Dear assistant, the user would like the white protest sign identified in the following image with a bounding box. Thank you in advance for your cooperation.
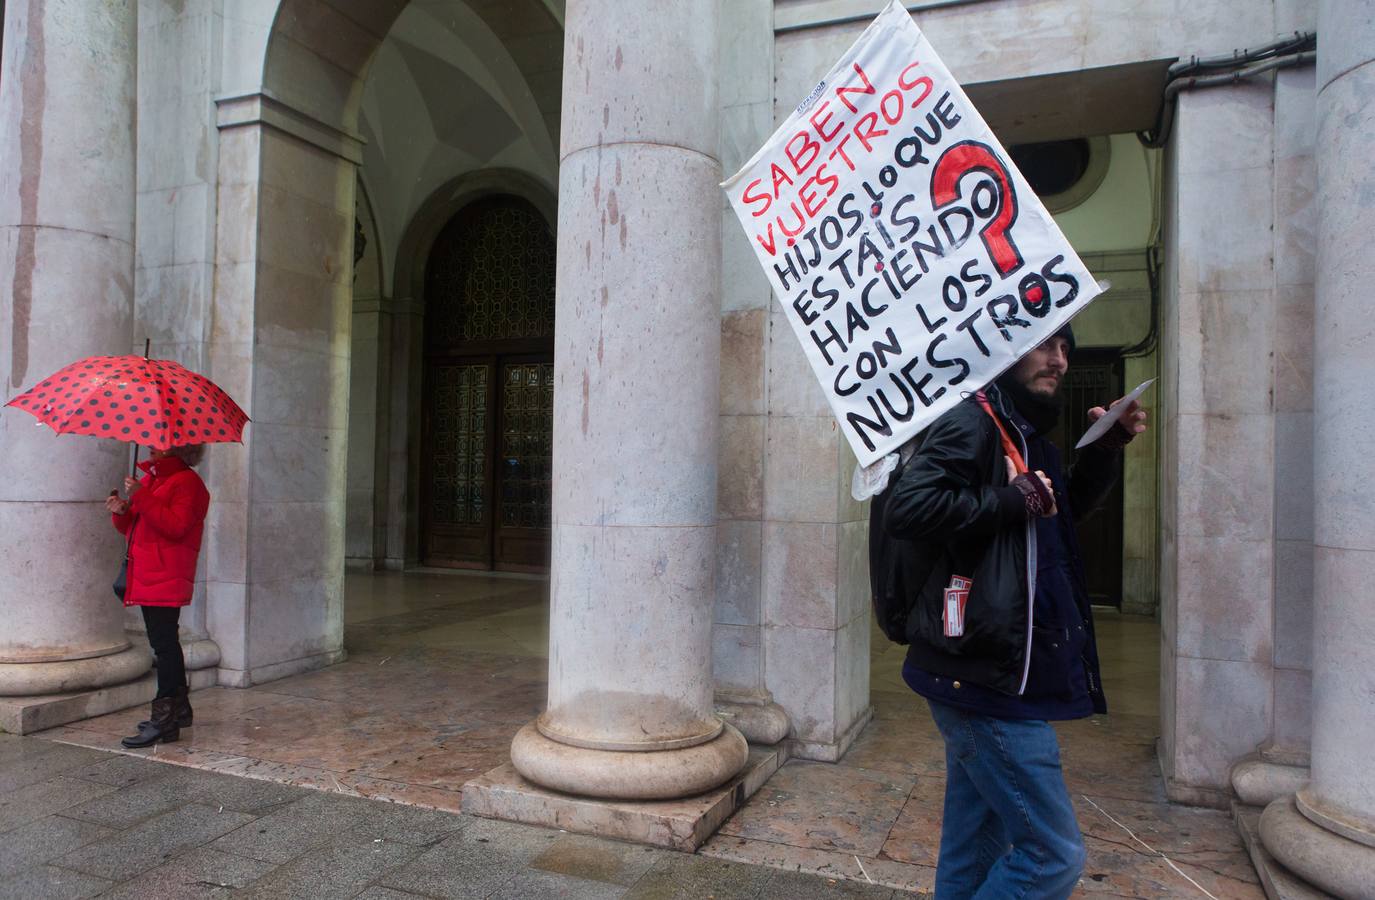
[723,0,1102,466]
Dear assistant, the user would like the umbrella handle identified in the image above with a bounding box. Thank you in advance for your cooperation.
[129,338,151,480]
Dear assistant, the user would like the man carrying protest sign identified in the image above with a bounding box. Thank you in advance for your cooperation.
[871,324,1147,899]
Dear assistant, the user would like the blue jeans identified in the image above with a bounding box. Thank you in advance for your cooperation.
[926,700,1086,899]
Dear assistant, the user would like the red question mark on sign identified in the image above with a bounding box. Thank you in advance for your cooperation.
[930,140,1024,277]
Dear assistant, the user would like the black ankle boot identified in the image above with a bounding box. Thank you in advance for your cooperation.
[123,697,180,748]
[139,686,192,730]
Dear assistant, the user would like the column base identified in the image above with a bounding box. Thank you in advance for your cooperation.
[0,666,218,735]
[465,741,784,851]
[1260,795,1375,899]
[510,720,749,801]
[0,642,149,698]
[714,694,790,746]
[1231,754,1311,808]
[1233,801,1331,900]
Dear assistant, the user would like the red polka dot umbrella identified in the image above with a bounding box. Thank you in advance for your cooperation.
[4,355,249,450]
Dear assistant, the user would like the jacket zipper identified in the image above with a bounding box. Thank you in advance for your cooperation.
[995,392,1037,697]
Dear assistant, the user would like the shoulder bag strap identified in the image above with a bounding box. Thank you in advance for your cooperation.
[975,390,1028,476]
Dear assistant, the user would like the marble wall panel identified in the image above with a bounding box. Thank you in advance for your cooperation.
[138,94,216,192]
[774,0,1267,102]
[721,215,773,312]
[763,624,837,745]
[1273,412,1314,542]
[248,343,349,430]
[766,308,830,417]
[253,263,351,354]
[259,132,356,215]
[247,500,346,583]
[137,184,214,270]
[834,614,870,732]
[140,0,212,29]
[138,13,214,102]
[718,415,765,520]
[1174,290,1275,417]
[206,580,249,672]
[1273,539,1314,672]
[834,435,868,525]
[763,416,840,523]
[1270,666,1312,753]
[205,498,249,585]
[1273,282,1315,413]
[1174,534,1273,664]
[248,422,348,506]
[213,183,261,266]
[721,309,766,416]
[137,263,213,350]
[836,519,870,628]
[719,0,772,108]
[1172,167,1275,294]
[215,126,263,189]
[763,520,839,630]
[1172,82,1275,177]
[719,101,775,179]
[1174,412,1274,542]
[244,572,346,671]
[712,623,763,694]
[716,520,763,627]
[1171,656,1272,789]
[255,184,352,286]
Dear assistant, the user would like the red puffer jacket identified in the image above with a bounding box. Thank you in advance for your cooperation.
[111,456,211,607]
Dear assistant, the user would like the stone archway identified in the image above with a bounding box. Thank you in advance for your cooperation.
[205,0,564,683]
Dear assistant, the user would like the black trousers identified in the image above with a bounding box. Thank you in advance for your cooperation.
[141,606,186,699]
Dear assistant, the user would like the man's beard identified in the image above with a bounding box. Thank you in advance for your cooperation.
[996,371,1063,435]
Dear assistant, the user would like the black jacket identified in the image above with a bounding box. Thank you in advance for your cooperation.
[869,388,1120,698]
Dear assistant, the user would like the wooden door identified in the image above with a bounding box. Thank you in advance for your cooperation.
[418,196,555,571]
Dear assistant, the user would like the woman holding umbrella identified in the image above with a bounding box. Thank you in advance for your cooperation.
[105,443,210,747]
[6,351,248,748]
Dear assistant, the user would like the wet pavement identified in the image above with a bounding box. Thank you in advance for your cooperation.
[30,570,1261,897]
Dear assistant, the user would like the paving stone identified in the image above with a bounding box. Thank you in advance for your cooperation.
[0,863,111,900]
[489,867,629,899]
[171,767,307,814]
[0,813,114,876]
[0,742,112,793]
[57,802,259,881]
[94,846,277,900]
[211,790,464,864]
[62,766,299,828]
[622,854,775,900]
[355,889,432,900]
[378,822,558,899]
[529,833,663,886]
[0,775,122,833]
[59,769,196,827]
[71,753,174,787]
[234,834,425,900]
[759,868,899,899]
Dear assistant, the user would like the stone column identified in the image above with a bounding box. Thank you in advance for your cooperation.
[509,0,748,800]
[1259,1,1375,895]
[0,0,149,701]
